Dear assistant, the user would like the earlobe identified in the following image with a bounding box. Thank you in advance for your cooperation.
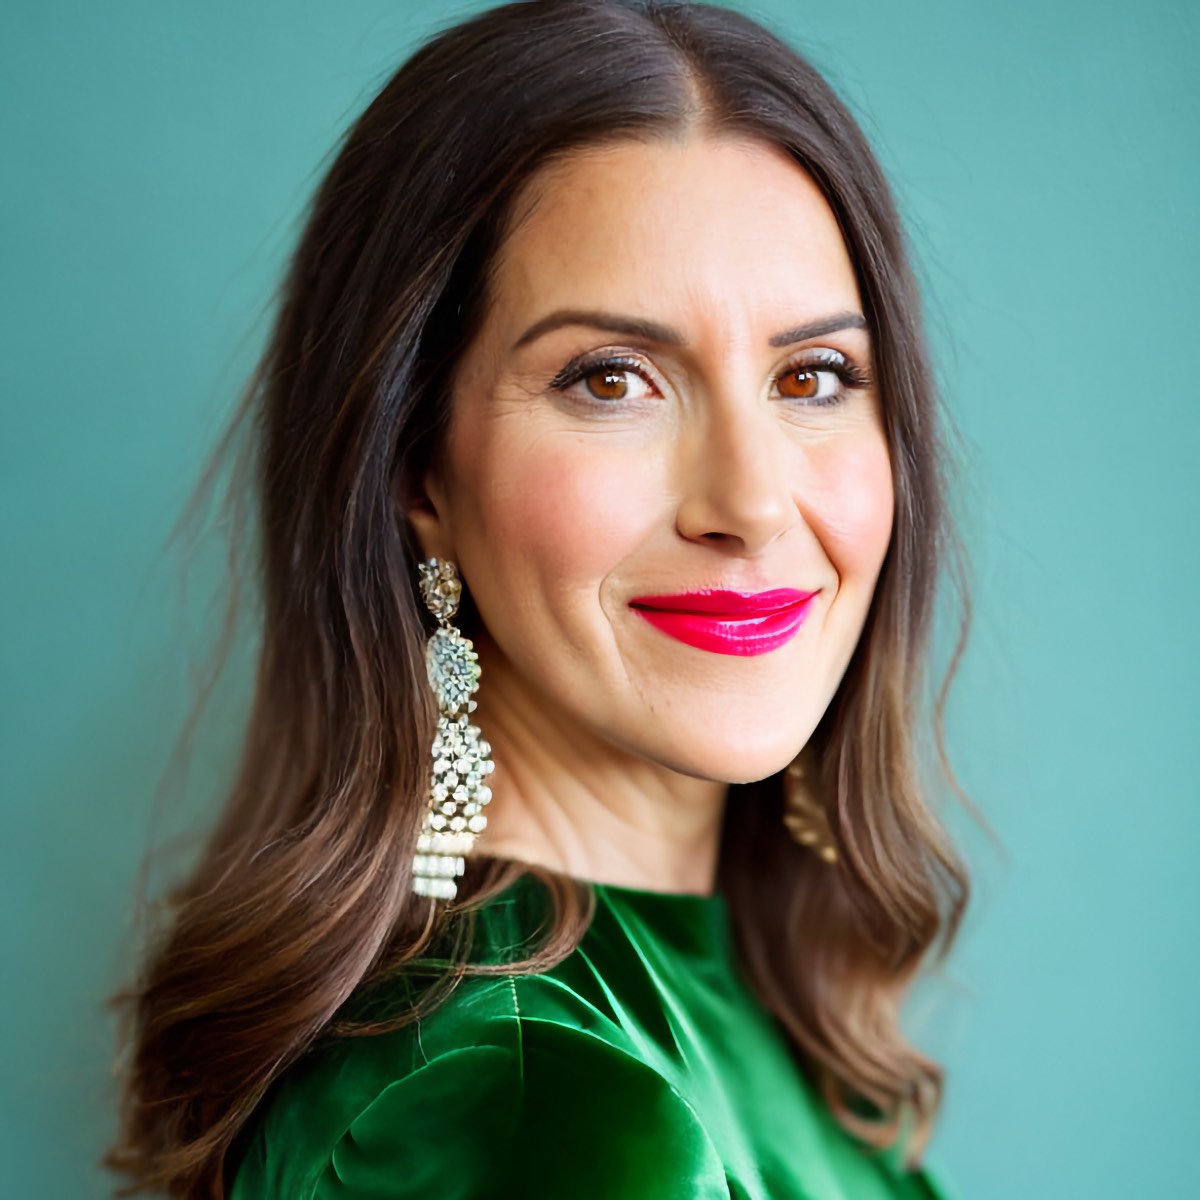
[399,467,453,563]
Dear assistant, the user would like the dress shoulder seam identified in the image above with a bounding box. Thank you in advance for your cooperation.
[507,975,525,1092]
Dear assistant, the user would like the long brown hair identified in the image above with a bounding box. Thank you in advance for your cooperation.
[103,1,982,1194]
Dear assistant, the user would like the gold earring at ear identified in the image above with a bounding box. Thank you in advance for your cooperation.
[411,556,495,900]
[783,749,839,864]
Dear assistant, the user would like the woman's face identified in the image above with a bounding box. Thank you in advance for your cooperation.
[407,134,893,784]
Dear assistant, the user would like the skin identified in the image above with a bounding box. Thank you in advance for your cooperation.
[405,134,894,896]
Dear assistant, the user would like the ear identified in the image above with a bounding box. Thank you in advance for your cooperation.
[398,461,454,563]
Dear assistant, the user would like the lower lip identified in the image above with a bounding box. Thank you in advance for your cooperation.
[631,595,818,657]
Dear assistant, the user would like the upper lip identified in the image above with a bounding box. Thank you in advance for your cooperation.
[628,588,818,616]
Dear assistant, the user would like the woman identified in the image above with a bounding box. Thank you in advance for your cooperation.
[105,1,975,1197]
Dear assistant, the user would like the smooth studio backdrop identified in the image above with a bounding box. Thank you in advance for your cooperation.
[2,2,1196,1197]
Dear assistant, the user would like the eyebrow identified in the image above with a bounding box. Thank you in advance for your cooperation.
[511,308,869,352]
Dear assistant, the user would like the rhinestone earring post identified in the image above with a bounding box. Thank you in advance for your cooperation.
[782,753,839,864]
[412,557,496,900]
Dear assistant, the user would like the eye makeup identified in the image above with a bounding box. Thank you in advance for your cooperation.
[546,346,873,409]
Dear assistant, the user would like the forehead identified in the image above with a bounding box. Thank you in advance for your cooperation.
[486,134,862,335]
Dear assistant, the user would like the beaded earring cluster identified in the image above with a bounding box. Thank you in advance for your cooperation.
[782,751,839,864]
[411,557,495,900]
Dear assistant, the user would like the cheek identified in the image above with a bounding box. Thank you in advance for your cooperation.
[806,432,894,587]
[452,426,656,605]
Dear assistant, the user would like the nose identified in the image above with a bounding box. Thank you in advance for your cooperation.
[673,393,801,556]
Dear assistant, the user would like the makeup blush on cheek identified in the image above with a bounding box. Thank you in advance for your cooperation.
[468,436,658,616]
[814,436,895,585]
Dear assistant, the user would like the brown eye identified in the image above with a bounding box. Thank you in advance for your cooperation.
[549,353,659,408]
[584,368,630,401]
[776,361,852,407]
[778,368,821,400]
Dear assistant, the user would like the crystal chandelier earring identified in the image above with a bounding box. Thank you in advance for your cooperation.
[411,556,496,900]
[782,748,839,864]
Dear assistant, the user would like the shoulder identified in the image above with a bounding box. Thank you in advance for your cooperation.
[230,972,727,1200]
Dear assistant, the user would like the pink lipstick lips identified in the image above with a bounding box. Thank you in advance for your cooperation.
[628,587,819,657]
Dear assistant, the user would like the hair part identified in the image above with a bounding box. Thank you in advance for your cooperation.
[103,2,980,1194]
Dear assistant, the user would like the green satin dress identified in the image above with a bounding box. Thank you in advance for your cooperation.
[228,870,960,1199]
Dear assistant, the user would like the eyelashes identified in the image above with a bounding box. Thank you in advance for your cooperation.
[546,347,874,410]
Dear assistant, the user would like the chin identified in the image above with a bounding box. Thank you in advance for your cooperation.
[651,732,806,787]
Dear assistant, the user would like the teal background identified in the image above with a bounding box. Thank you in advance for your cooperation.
[2,1,1196,1196]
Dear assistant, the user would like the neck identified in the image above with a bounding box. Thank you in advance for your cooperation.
[467,631,728,896]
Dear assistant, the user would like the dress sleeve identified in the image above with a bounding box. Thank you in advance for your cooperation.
[313,1017,729,1200]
